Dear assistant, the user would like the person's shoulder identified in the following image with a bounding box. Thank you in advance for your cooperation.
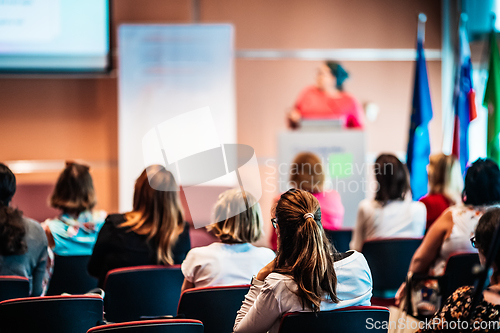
[334,250,368,268]
[296,85,320,103]
[91,210,107,224]
[186,243,221,259]
[264,272,295,292]
[358,199,377,211]
[104,214,126,227]
[410,200,427,212]
[23,217,44,234]
[315,190,341,201]
[448,286,474,303]
[22,217,48,245]
[249,245,276,260]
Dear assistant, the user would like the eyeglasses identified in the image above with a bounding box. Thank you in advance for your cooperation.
[470,236,478,249]
[271,218,277,229]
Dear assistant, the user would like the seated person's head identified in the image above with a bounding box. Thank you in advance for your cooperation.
[428,153,463,204]
[463,158,500,206]
[274,188,338,311]
[289,152,324,194]
[124,165,184,264]
[50,161,96,215]
[474,207,500,281]
[208,189,263,244]
[374,154,410,204]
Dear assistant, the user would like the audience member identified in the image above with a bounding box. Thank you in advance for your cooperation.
[350,153,426,251]
[233,188,372,333]
[88,165,190,287]
[42,162,106,256]
[396,158,500,305]
[181,189,275,291]
[419,153,463,231]
[417,207,500,332]
[271,152,344,250]
[0,163,48,296]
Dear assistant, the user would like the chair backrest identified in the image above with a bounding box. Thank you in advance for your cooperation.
[0,275,29,302]
[324,229,352,253]
[47,255,98,295]
[278,306,390,333]
[177,285,250,333]
[362,238,422,293]
[440,252,480,301]
[0,295,103,333]
[104,265,184,323]
[86,319,204,333]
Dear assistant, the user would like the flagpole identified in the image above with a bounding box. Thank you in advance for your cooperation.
[418,13,427,42]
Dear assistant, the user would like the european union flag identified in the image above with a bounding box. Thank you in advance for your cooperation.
[406,38,433,201]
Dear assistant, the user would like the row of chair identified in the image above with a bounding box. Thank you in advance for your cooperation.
[0,293,390,333]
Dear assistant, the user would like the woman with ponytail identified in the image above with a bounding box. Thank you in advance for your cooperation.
[234,188,372,333]
[0,163,49,296]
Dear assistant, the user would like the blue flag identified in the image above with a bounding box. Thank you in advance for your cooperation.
[406,38,433,201]
[452,24,476,174]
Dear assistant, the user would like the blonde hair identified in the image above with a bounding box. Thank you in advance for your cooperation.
[428,154,463,205]
[207,189,263,244]
[120,165,185,265]
[289,152,325,193]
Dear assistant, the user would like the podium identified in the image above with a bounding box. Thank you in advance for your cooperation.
[277,129,366,227]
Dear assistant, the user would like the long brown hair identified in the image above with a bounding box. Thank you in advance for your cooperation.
[274,188,339,311]
[120,165,185,265]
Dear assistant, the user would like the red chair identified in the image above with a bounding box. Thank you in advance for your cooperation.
[0,295,103,333]
[0,275,29,302]
[104,265,184,323]
[278,306,390,333]
[86,319,204,333]
[361,238,422,306]
[177,285,250,333]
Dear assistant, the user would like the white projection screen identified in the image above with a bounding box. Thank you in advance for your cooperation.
[118,24,236,213]
[0,0,110,73]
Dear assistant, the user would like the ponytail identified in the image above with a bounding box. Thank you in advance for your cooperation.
[274,188,339,311]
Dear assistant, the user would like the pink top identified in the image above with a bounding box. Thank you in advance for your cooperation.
[295,85,364,128]
[270,190,344,251]
[312,191,344,230]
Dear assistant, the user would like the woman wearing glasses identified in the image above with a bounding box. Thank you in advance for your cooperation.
[417,207,500,332]
[396,159,500,309]
[234,189,372,333]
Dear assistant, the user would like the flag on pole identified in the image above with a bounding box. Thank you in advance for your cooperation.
[452,18,477,173]
[407,17,433,201]
[484,29,500,165]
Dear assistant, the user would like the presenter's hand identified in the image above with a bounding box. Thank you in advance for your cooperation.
[287,109,301,129]
[256,259,276,281]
